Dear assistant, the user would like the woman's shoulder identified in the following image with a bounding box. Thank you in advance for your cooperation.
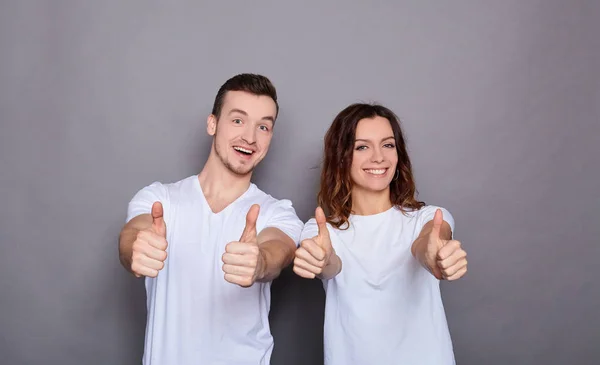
[391,204,452,223]
[397,204,455,232]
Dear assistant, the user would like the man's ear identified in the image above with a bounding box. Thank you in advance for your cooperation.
[207,114,217,136]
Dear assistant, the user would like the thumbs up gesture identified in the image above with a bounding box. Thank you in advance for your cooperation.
[131,201,169,278]
[422,209,468,281]
[293,207,335,279]
[222,204,265,287]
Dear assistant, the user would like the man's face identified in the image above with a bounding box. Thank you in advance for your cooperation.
[207,90,277,176]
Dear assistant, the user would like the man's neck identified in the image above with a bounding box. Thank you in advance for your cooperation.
[197,152,252,213]
[350,186,393,216]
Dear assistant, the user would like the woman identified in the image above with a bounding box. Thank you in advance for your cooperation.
[293,103,468,365]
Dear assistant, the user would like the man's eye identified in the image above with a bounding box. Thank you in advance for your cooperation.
[233,119,242,124]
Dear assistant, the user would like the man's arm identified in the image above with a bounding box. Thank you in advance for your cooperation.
[119,214,152,275]
[119,202,168,278]
[255,227,297,282]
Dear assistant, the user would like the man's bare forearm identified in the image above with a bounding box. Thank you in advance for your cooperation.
[257,239,295,282]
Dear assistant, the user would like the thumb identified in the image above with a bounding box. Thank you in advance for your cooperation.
[315,206,331,245]
[240,204,260,242]
[431,208,444,240]
[151,201,166,237]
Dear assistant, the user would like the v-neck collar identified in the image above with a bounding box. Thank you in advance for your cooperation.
[193,175,256,215]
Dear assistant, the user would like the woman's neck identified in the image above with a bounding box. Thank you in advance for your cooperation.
[350,186,393,216]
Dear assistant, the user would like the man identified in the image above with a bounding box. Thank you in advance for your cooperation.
[119,73,303,365]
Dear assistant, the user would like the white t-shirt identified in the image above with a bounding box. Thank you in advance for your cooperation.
[126,175,304,365]
[300,205,456,365]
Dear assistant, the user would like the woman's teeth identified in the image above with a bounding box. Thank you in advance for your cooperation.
[365,169,386,175]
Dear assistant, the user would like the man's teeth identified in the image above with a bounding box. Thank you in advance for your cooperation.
[365,169,386,175]
[234,147,253,154]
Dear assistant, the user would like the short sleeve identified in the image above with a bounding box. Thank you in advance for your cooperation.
[263,199,304,246]
[126,182,170,223]
[300,218,319,241]
[417,205,456,238]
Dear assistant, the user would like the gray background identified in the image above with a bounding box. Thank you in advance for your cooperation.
[1,1,598,364]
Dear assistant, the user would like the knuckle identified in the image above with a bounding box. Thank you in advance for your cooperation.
[159,250,168,261]
[241,278,252,287]
[158,239,168,250]
[249,257,258,268]
[131,251,144,263]
[132,241,144,252]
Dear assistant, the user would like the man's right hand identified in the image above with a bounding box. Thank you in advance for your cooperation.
[130,201,168,278]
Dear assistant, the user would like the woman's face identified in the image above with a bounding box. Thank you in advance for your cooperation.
[349,116,398,194]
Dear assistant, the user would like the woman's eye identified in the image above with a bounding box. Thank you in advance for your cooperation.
[384,143,396,148]
[233,119,242,124]
[355,145,367,151]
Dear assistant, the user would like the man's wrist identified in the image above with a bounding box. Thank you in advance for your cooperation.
[256,246,269,281]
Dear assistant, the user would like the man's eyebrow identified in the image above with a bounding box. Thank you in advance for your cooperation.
[228,109,274,122]
[228,108,248,116]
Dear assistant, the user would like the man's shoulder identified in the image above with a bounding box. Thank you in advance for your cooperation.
[161,175,197,189]
[131,175,197,203]
[145,175,196,193]
[248,183,276,201]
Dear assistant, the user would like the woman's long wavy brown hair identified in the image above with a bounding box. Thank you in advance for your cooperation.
[318,103,425,229]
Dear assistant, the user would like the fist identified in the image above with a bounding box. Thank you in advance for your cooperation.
[293,207,333,279]
[425,209,468,281]
[222,204,265,287]
[131,201,168,278]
